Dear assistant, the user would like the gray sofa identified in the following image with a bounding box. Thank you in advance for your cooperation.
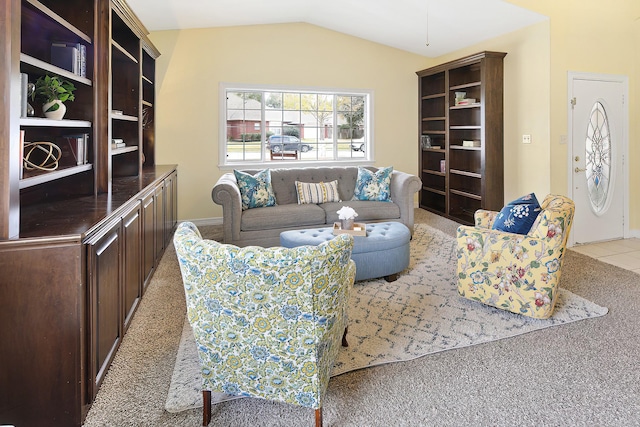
[211,166,422,247]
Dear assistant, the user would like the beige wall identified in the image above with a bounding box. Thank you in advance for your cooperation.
[150,23,428,221]
[429,21,551,203]
[505,0,640,228]
[151,3,640,229]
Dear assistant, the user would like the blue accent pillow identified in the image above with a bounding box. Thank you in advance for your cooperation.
[233,169,277,210]
[352,166,393,202]
[491,193,542,235]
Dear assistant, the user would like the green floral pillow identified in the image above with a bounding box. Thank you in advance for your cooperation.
[352,166,393,202]
[234,169,277,210]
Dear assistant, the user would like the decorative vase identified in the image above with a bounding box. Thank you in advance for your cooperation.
[341,218,354,230]
[43,100,66,120]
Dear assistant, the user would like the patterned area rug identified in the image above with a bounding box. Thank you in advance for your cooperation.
[165,224,608,413]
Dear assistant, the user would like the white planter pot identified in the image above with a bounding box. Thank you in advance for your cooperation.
[43,100,66,120]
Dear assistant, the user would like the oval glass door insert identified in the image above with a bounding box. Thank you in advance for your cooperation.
[585,101,612,214]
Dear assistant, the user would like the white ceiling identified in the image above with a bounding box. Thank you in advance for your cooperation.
[127,0,547,57]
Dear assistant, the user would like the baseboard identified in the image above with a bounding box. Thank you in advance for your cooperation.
[182,217,223,227]
[628,229,640,239]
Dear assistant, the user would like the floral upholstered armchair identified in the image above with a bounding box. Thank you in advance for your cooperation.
[173,222,356,426]
[456,194,575,319]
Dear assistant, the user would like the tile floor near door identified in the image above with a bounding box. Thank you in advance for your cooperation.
[571,238,640,274]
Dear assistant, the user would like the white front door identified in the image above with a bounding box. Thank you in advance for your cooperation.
[568,73,627,245]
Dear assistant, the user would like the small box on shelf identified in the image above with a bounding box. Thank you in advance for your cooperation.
[462,140,481,147]
[112,138,125,149]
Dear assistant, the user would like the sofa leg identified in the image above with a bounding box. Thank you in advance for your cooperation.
[203,390,211,426]
[315,407,323,427]
[342,326,349,347]
[384,273,398,282]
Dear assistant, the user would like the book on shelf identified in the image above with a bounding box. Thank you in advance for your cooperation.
[62,134,89,165]
[19,130,25,179]
[51,42,86,77]
[20,73,28,118]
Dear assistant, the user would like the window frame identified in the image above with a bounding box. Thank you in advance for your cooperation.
[218,82,374,169]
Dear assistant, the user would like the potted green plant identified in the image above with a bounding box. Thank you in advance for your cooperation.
[31,75,76,120]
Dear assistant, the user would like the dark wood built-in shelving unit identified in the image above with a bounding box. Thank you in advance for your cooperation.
[417,51,506,224]
[0,1,176,425]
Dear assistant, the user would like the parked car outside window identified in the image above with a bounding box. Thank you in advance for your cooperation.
[350,142,365,152]
[267,135,313,153]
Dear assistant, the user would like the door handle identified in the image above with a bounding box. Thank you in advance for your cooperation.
[575,167,586,173]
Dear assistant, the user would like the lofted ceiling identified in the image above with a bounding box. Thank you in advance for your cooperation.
[126,0,547,58]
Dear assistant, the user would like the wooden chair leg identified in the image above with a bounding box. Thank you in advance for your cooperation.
[203,390,211,426]
[315,407,323,427]
[342,326,349,347]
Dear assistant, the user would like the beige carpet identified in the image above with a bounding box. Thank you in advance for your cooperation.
[82,210,640,426]
[165,223,608,413]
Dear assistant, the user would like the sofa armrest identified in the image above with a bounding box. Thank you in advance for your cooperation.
[474,209,499,229]
[389,170,422,235]
[211,173,243,244]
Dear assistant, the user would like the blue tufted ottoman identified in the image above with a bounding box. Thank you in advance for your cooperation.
[280,222,411,282]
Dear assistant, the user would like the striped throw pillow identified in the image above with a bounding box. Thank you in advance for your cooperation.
[295,180,341,204]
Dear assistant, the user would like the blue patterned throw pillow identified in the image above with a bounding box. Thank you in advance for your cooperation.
[352,166,393,202]
[492,193,541,235]
[234,169,277,210]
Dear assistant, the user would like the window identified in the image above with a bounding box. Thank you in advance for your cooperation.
[220,84,372,166]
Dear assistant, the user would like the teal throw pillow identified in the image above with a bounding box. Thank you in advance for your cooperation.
[352,166,393,202]
[234,169,277,211]
[492,193,541,235]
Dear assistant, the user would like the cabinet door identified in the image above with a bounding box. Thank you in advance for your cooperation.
[154,182,165,260]
[0,238,85,426]
[122,203,142,330]
[164,172,176,245]
[141,191,156,290]
[86,219,122,399]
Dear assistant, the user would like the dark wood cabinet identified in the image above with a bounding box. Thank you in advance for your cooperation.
[154,180,165,259]
[122,202,142,330]
[417,51,506,224]
[141,189,156,290]
[0,168,177,426]
[0,237,85,427]
[87,217,123,400]
[0,1,175,425]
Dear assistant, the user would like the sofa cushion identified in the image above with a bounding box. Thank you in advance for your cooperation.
[321,200,400,224]
[295,180,341,204]
[262,167,359,205]
[352,166,393,202]
[234,169,276,210]
[240,204,326,231]
[492,193,541,235]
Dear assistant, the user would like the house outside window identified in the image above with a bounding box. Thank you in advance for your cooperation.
[220,83,373,167]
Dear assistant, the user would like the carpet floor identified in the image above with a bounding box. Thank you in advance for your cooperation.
[82,210,640,427]
[165,222,607,414]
